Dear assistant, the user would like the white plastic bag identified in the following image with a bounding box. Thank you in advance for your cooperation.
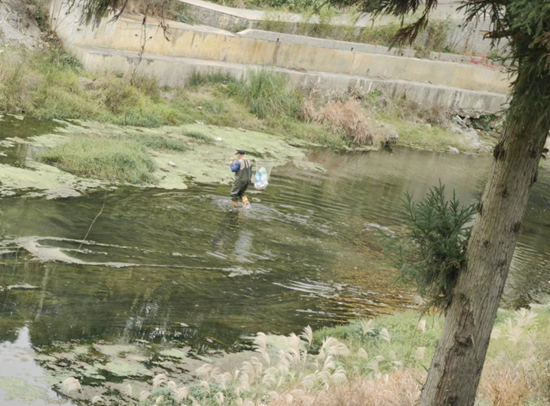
[254,167,269,190]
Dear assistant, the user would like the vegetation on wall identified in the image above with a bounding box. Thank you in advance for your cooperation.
[259,12,456,54]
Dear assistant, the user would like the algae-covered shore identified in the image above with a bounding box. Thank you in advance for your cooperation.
[0,47,498,198]
[0,116,320,198]
[0,111,493,199]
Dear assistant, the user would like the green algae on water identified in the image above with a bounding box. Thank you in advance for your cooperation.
[99,359,153,377]
[94,344,141,357]
[1,120,317,197]
[0,377,50,404]
[159,348,190,360]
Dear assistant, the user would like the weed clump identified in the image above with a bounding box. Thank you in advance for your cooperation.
[183,130,215,144]
[187,71,233,87]
[124,133,188,151]
[230,69,302,119]
[316,100,374,146]
[41,137,156,184]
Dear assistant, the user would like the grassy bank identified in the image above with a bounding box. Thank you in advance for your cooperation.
[0,49,339,146]
[123,305,550,406]
[0,48,492,184]
[45,305,544,404]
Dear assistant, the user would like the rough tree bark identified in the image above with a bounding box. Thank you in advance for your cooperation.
[419,65,550,406]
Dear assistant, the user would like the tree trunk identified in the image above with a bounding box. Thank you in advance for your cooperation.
[419,65,550,406]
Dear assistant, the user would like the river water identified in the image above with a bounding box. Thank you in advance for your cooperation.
[0,117,549,404]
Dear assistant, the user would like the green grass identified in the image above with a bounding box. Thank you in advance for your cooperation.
[314,311,443,374]
[183,130,215,144]
[378,113,467,152]
[186,71,233,87]
[122,133,188,151]
[1,48,483,162]
[228,69,302,119]
[0,49,346,148]
[41,137,157,184]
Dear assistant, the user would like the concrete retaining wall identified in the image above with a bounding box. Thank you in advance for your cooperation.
[49,2,509,95]
[237,29,478,65]
[49,0,508,113]
[181,0,256,32]
[74,45,507,114]
[179,0,500,56]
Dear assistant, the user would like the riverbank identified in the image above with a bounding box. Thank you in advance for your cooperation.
[17,304,549,405]
[133,305,550,406]
[0,111,493,199]
[0,115,320,198]
[0,47,496,185]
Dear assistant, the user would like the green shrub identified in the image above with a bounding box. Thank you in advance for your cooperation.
[358,22,402,46]
[131,74,161,98]
[187,71,233,87]
[28,0,50,32]
[100,81,141,115]
[381,184,477,309]
[420,17,456,54]
[41,137,156,184]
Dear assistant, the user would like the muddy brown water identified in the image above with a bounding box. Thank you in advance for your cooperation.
[0,116,549,404]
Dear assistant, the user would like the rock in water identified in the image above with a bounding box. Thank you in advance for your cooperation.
[449,147,460,154]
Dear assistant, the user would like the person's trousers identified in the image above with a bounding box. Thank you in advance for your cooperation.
[231,181,249,202]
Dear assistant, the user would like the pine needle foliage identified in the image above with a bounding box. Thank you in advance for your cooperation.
[67,0,178,27]
[383,184,477,310]
[66,0,127,25]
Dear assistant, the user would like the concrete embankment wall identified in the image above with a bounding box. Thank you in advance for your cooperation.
[236,29,494,66]
[50,6,508,95]
[74,46,506,114]
[49,0,508,114]
[178,0,500,56]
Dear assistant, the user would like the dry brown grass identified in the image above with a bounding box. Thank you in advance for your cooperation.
[0,51,37,113]
[394,99,449,127]
[300,99,316,122]
[478,358,532,406]
[316,100,374,146]
[270,371,422,406]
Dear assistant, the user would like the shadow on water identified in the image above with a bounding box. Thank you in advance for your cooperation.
[0,120,549,403]
[0,115,63,167]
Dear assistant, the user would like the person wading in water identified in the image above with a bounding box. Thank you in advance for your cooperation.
[230,150,253,207]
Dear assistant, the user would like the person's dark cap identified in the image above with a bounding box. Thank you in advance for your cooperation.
[236,150,246,155]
